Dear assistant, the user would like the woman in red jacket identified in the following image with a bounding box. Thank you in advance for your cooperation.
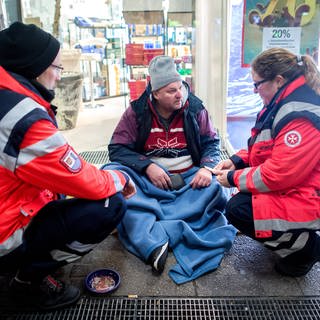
[0,22,135,310]
[213,48,320,277]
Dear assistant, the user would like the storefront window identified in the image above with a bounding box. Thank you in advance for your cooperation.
[227,0,262,150]
[14,0,195,106]
[2,0,21,26]
[227,0,320,150]
[123,0,194,99]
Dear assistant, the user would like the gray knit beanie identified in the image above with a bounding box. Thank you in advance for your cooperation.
[148,55,182,91]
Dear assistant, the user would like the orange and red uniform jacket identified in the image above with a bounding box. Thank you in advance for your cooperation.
[0,66,128,255]
[228,76,320,238]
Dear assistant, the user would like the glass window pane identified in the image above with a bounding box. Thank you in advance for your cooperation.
[227,0,262,151]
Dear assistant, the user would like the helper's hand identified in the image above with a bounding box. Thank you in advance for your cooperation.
[189,167,212,189]
[145,163,172,190]
[122,179,136,199]
[213,169,231,188]
[213,159,235,171]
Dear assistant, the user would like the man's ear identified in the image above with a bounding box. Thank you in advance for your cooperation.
[153,90,159,100]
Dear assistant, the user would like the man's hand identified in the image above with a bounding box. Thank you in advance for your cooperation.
[145,163,172,190]
[189,167,212,189]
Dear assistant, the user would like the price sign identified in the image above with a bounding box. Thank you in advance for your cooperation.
[262,27,301,55]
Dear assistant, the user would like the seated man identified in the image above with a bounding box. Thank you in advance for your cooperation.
[107,56,236,284]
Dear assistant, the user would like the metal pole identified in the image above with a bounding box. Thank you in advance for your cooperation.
[162,0,169,55]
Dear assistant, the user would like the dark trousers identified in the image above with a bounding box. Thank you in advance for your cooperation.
[0,193,126,282]
[225,192,320,261]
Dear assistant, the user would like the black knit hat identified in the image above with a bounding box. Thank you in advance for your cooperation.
[0,22,60,79]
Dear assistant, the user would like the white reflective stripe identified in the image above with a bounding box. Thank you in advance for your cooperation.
[254,129,272,143]
[273,232,309,258]
[50,241,97,263]
[170,128,184,133]
[252,167,270,192]
[0,228,24,257]
[0,98,47,171]
[0,98,46,151]
[238,167,251,191]
[238,166,269,192]
[264,232,293,248]
[150,128,164,133]
[273,101,320,131]
[17,132,66,168]
[255,218,320,232]
[107,170,126,192]
[0,153,17,172]
[151,155,193,172]
[50,249,82,263]
[66,240,97,253]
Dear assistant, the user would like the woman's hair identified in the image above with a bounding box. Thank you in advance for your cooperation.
[251,47,320,95]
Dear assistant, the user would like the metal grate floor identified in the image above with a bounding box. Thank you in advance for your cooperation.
[79,150,109,166]
[220,149,230,160]
[2,296,320,320]
[78,149,229,166]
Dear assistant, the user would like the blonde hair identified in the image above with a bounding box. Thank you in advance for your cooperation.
[251,47,320,95]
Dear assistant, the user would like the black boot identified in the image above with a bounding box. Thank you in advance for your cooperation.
[9,274,80,311]
[274,255,319,277]
[274,233,320,277]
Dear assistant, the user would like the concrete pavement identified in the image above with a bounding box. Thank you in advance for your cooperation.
[60,97,320,298]
[1,96,319,318]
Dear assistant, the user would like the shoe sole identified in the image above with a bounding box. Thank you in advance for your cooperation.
[153,242,169,273]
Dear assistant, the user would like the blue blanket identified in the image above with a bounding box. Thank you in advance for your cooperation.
[102,163,237,284]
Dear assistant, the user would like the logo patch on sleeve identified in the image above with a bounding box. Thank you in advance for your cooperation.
[60,147,82,173]
[284,130,302,148]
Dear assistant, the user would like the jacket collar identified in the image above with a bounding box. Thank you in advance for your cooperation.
[0,66,51,109]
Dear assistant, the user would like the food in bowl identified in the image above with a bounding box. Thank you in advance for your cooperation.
[85,268,120,294]
[91,275,115,292]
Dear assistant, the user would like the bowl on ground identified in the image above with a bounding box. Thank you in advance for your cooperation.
[85,268,120,294]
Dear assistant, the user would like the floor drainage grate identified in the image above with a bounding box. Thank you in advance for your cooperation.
[79,150,109,165]
[2,296,320,320]
[78,149,229,166]
[220,149,230,160]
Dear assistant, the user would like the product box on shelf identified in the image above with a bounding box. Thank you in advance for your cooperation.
[76,45,105,60]
[143,49,164,65]
[125,44,144,65]
[74,16,92,27]
[74,16,108,28]
[108,63,122,96]
[128,79,147,101]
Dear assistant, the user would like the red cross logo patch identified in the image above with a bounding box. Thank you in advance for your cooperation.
[284,130,301,147]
